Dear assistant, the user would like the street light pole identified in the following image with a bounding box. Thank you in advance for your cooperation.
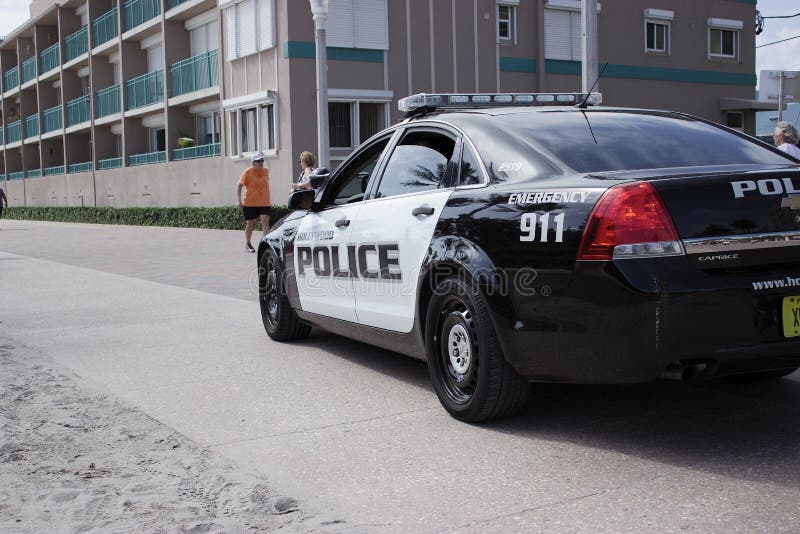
[581,0,598,93]
[309,0,329,168]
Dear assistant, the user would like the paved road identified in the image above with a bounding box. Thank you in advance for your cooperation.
[3,219,800,532]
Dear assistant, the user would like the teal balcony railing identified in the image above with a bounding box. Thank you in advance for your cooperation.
[93,9,118,47]
[44,165,65,176]
[166,0,190,9]
[0,128,3,144]
[68,161,93,173]
[40,42,60,73]
[3,66,19,91]
[172,142,221,161]
[8,171,24,180]
[97,157,122,170]
[6,120,21,143]
[21,57,36,84]
[169,49,218,97]
[64,26,89,62]
[96,84,121,117]
[126,70,163,110]
[25,115,39,138]
[42,105,63,133]
[128,151,165,166]
[66,95,90,126]
[123,0,160,33]
[26,169,41,178]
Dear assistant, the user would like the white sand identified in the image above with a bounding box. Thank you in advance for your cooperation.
[0,341,341,532]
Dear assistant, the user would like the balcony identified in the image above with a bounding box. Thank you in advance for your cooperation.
[0,128,3,144]
[8,171,24,180]
[3,66,19,92]
[6,120,21,143]
[169,49,218,98]
[166,0,190,9]
[93,9,118,47]
[68,161,93,173]
[25,115,39,138]
[26,169,41,178]
[42,105,63,133]
[44,165,65,176]
[21,57,37,84]
[96,84,121,117]
[128,150,165,166]
[123,0,160,33]
[40,43,60,74]
[172,142,220,161]
[97,157,123,170]
[66,96,90,126]
[64,26,89,62]
[126,70,163,110]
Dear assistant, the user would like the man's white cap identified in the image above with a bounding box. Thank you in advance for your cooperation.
[251,151,265,162]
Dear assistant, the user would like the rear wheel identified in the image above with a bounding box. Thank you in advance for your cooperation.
[259,250,311,341]
[425,277,529,422]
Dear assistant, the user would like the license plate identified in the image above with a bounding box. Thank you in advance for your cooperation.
[783,296,800,338]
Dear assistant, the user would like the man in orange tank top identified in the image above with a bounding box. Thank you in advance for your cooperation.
[236,151,272,253]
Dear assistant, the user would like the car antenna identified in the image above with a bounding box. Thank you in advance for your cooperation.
[576,62,609,109]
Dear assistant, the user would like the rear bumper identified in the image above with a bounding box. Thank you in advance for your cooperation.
[492,259,800,383]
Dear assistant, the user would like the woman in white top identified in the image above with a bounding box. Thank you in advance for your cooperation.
[773,121,800,159]
[290,151,317,192]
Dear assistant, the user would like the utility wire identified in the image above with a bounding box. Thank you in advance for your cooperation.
[763,12,800,19]
[756,34,800,48]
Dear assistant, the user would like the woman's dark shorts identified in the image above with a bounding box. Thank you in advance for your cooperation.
[242,206,272,220]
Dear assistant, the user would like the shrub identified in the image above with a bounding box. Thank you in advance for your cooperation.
[3,205,289,230]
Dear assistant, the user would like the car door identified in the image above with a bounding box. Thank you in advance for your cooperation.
[349,126,459,332]
[293,134,393,322]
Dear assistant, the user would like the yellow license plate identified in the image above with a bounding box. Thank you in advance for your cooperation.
[784,296,800,338]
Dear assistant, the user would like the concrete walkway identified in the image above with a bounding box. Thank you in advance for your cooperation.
[3,219,800,532]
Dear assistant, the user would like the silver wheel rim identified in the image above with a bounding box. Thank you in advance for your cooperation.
[447,322,472,375]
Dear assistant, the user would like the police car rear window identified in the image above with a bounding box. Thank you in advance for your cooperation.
[499,111,790,173]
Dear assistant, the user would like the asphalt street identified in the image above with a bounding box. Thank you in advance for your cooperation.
[2,219,800,532]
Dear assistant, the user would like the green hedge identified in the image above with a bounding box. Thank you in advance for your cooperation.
[3,206,289,230]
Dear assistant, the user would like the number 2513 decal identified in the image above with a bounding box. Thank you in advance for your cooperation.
[520,212,565,243]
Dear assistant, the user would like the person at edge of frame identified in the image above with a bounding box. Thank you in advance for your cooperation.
[290,151,318,193]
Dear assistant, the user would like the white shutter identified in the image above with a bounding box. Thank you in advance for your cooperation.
[544,9,572,60]
[257,0,274,51]
[225,7,237,60]
[353,0,388,50]
[208,21,220,53]
[190,27,206,55]
[147,46,163,71]
[570,10,581,61]
[327,0,355,48]
[239,0,257,57]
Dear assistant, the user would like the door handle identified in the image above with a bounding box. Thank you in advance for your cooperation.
[335,218,350,228]
[412,206,435,216]
[283,228,295,236]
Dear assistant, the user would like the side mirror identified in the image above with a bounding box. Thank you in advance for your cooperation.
[309,167,331,190]
[288,189,315,211]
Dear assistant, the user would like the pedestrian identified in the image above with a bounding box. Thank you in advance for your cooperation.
[773,121,800,159]
[0,187,6,229]
[236,151,271,253]
[290,151,317,192]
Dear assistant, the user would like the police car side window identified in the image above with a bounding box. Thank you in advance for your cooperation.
[459,144,483,186]
[325,138,390,206]
[374,131,455,199]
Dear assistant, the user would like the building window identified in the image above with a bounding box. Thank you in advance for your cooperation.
[227,98,277,157]
[709,28,737,58]
[498,4,516,43]
[148,128,165,152]
[544,7,582,61]
[224,0,274,61]
[645,21,669,53]
[726,112,744,132]
[326,0,388,50]
[197,112,220,145]
[329,101,388,150]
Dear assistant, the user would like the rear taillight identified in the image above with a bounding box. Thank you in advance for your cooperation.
[577,181,684,260]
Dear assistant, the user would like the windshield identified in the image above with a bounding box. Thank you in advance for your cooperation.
[497,110,793,173]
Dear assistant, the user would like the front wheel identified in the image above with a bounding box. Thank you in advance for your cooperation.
[259,250,311,341]
[425,277,529,422]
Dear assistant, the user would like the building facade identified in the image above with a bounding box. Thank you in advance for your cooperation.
[0,0,766,208]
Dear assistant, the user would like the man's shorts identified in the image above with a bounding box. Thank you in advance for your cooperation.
[242,205,272,220]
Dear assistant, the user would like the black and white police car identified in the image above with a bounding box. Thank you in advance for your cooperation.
[257,92,800,422]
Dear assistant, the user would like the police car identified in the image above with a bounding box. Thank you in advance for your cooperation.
[257,92,800,422]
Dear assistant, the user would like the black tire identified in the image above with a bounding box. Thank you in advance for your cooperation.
[732,366,800,381]
[259,250,311,341]
[425,277,529,422]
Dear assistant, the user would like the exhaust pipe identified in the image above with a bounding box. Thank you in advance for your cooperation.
[660,363,708,381]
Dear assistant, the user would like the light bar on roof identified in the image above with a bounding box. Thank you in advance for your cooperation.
[398,92,602,113]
